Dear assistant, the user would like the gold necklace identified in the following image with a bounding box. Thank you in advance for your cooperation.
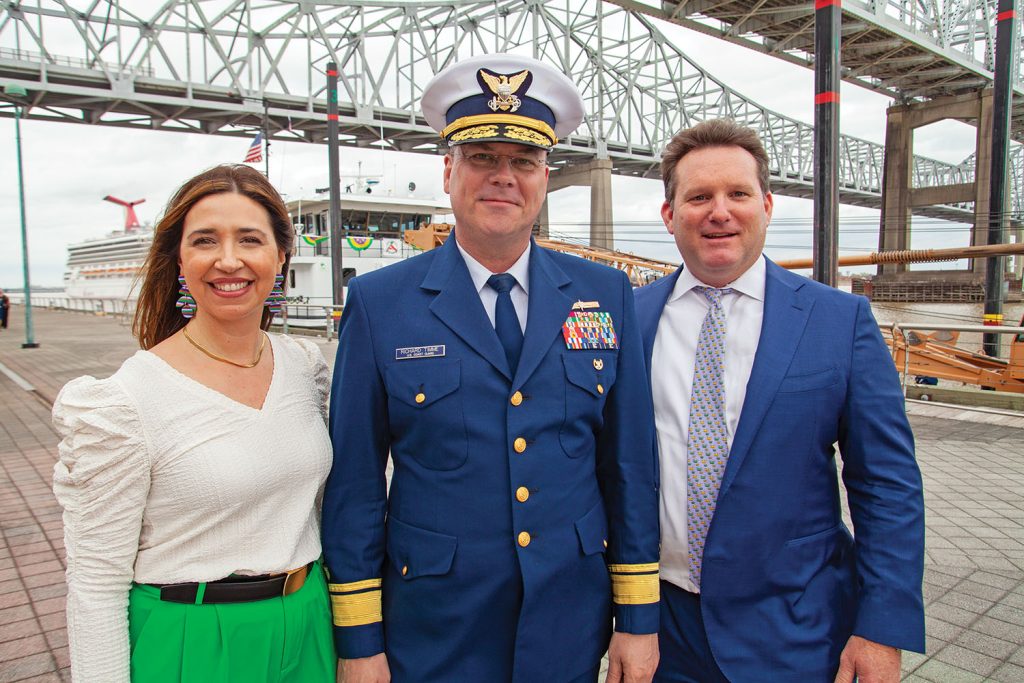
[181,325,267,369]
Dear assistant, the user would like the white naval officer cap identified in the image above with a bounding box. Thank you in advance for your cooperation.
[421,53,585,150]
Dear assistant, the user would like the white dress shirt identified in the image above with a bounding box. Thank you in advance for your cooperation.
[652,256,766,593]
[456,237,530,333]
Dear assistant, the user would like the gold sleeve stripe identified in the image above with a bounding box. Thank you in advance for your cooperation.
[328,578,382,593]
[610,573,660,605]
[607,562,659,574]
[330,589,382,627]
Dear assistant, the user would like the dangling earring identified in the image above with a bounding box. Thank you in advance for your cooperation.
[176,275,197,319]
[265,273,286,314]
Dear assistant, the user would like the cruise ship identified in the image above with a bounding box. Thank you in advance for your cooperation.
[62,189,453,326]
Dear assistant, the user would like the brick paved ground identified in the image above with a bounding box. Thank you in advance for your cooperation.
[1,307,1022,682]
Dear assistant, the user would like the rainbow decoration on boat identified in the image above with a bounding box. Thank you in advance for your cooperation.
[347,236,374,251]
[301,234,328,246]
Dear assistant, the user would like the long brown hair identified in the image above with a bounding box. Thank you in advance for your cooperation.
[133,164,294,349]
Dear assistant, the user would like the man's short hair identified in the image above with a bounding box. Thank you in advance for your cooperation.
[660,119,771,202]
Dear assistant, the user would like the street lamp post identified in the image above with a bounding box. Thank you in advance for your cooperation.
[5,84,38,348]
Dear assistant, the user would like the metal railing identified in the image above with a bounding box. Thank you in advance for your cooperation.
[880,321,1024,396]
[5,296,137,323]
[272,304,344,340]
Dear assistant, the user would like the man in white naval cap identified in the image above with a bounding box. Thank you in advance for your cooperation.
[322,53,662,682]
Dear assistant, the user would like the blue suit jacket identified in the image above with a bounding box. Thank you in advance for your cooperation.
[323,235,660,682]
[635,259,925,681]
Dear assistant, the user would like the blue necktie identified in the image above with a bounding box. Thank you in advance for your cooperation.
[687,286,732,588]
[487,273,523,374]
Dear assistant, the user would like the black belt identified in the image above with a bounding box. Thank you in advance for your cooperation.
[153,563,313,605]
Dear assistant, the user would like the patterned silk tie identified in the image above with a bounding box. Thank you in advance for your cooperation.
[487,273,524,374]
[687,286,732,588]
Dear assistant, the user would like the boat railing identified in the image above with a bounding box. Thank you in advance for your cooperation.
[292,235,424,259]
[272,304,344,340]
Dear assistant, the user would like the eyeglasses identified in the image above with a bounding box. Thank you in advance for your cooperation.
[457,151,547,174]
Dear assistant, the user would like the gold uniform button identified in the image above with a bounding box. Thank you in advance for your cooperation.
[518,531,531,547]
[597,384,604,394]
[593,358,604,370]
[515,486,530,503]
[401,565,408,576]
[510,391,523,407]
[513,437,527,453]
[603,539,608,548]
[415,392,426,404]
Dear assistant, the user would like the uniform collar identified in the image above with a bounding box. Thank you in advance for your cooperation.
[456,237,531,295]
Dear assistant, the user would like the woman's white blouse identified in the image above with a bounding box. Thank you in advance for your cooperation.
[52,334,333,682]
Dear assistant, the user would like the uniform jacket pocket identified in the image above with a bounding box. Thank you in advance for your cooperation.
[560,353,617,458]
[575,500,609,556]
[383,359,468,470]
[386,515,458,580]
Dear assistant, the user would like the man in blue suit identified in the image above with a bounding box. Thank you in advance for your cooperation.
[322,54,661,683]
[635,119,925,682]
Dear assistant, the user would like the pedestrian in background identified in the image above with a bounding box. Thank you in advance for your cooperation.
[0,288,10,330]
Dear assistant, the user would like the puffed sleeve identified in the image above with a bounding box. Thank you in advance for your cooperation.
[292,336,330,425]
[52,375,151,683]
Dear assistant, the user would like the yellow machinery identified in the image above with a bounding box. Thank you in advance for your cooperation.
[883,324,1024,393]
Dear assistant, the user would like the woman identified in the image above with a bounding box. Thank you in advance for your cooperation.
[52,164,336,682]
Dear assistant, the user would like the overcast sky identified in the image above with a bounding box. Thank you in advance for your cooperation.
[0,21,980,289]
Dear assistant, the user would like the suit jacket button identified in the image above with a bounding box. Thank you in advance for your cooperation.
[513,437,527,453]
[401,565,408,576]
[518,531,531,547]
[515,486,530,502]
[510,391,523,406]
[415,392,426,404]
[603,539,608,548]
[597,384,604,394]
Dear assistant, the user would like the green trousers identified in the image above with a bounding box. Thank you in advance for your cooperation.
[128,561,336,682]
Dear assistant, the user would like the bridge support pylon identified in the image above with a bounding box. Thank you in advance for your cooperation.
[542,158,615,249]
[878,89,1003,280]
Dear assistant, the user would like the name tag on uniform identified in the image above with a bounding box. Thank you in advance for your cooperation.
[562,311,618,350]
[395,345,446,360]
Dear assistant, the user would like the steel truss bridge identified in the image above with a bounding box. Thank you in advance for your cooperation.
[0,0,1021,220]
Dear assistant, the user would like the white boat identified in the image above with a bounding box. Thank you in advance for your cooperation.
[64,225,153,302]
[61,189,453,326]
[284,190,452,327]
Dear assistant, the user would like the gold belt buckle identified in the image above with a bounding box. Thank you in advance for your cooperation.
[282,565,309,597]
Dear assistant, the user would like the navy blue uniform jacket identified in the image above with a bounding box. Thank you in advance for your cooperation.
[323,235,660,682]
[636,259,925,681]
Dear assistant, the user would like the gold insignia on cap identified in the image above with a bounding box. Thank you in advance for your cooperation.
[505,125,551,147]
[450,125,501,143]
[480,69,529,113]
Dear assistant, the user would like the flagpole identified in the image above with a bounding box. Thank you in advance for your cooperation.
[262,99,269,177]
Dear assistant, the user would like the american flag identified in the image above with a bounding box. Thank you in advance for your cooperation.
[243,132,263,163]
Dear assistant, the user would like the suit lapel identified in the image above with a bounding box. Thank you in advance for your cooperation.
[720,260,813,495]
[422,236,512,380]
[515,243,572,386]
[636,268,682,383]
